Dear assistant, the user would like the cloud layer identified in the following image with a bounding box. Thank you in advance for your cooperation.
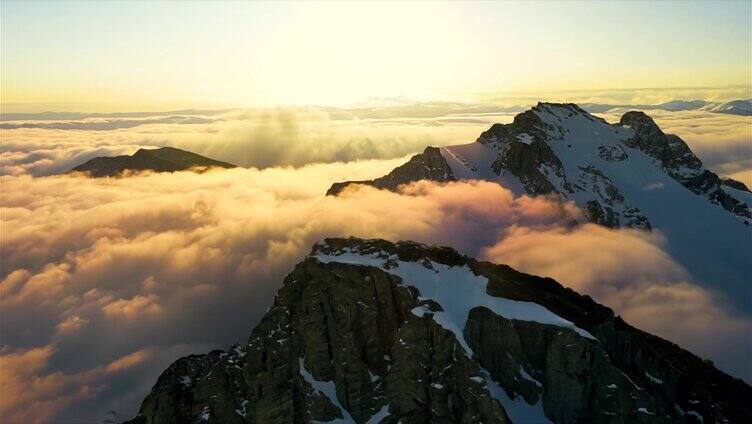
[2,105,749,187]
[0,105,506,177]
[1,165,749,423]
[1,101,750,422]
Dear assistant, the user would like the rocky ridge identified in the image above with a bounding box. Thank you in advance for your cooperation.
[125,237,752,424]
[327,147,455,196]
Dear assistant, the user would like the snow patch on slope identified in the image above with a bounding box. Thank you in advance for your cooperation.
[365,404,390,424]
[299,358,355,423]
[314,250,597,346]
[482,369,552,424]
[516,133,534,145]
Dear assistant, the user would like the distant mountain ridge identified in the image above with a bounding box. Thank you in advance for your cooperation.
[68,147,235,177]
[581,99,752,116]
[126,237,752,424]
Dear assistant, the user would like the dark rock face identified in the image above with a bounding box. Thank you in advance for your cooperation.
[618,112,699,171]
[68,147,236,177]
[481,104,652,229]
[127,242,508,424]
[721,178,750,192]
[681,171,752,221]
[326,147,455,196]
[619,112,751,223]
[576,166,651,230]
[126,237,752,424]
[132,351,227,424]
[465,310,662,423]
[490,133,561,196]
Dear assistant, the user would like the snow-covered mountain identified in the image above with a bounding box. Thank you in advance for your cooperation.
[581,99,752,116]
[126,237,752,424]
[700,99,752,115]
[328,103,752,311]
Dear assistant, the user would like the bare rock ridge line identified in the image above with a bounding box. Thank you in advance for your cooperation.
[68,146,236,177]
[126,237,751,424]
[327,146,455,197]
[327,103,751,229]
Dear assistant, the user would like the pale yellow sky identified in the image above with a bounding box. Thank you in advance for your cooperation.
[1,1,750,111]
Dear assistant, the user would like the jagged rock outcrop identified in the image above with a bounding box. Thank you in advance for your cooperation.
[327,103,751,228]
[619,112,751,222]
[126,237,752,424]
[721,178,750,192]
[326,147,455,196]
[68,147,235,177]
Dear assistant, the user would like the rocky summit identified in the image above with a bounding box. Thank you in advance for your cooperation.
[125,237,751,424]
[68,146,235,177]
[328,103,751,229]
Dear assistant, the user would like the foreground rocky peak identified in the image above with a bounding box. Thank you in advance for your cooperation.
[68,146,236,177]
[327,102,751,229]
[126,237,751,424]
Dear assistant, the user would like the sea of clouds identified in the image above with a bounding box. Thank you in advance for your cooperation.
[1,102,750,422]
[2,102,749,185]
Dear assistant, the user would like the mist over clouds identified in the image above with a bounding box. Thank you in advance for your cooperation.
[1,165,750,423]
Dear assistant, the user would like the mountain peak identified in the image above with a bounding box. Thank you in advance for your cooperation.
[619,110,660,130]
[132,148,151,156]
[328,103,751,228]
[534,102,590,115]
[128,237,752,424]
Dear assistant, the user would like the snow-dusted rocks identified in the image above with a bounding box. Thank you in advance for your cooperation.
[701,99,752,116]
[126,237,752,424]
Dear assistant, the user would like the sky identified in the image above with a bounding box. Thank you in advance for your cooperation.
[2,1,751,111]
